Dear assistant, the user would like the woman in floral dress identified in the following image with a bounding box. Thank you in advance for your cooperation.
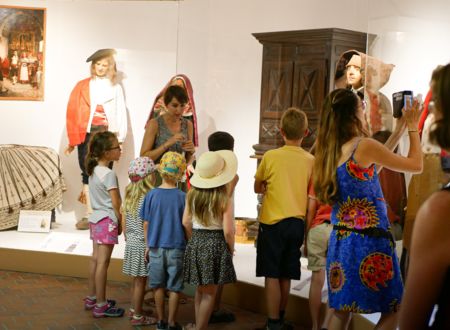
[313,88,422,329]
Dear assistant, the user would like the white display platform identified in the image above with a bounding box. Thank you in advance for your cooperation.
[0,211,383,327]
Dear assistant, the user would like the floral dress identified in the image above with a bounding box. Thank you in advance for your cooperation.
[327,142,403,313]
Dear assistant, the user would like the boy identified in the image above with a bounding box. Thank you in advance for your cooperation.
[254,108,314,330]
[140,152,187,330]
[207,131,238,324]
[305,184,333,330]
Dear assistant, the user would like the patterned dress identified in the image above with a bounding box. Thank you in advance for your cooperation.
[122,197,148,277]
[326,144,403,313]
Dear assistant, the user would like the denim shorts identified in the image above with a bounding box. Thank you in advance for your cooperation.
[148,248,184,292]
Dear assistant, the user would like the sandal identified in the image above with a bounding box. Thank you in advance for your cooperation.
[130,315,157,326]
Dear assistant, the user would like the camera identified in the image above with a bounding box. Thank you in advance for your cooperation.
[392,91,413,118]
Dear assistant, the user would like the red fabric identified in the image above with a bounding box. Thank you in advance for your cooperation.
[66,78,91,146]
[92,105,108,126]
[308,183,332,229]
[418,89,433,138]
[146,74,199,146]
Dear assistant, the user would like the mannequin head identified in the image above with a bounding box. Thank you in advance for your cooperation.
[90,55,116,82]
[346,54,363,89]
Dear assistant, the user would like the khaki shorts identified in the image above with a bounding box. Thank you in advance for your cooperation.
[306,222,332,271]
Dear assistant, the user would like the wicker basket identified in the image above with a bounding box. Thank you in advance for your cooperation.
[0,145,65,230]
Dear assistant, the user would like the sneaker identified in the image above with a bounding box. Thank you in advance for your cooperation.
[92,301,124,318]
[209,309,236,323]
[130,315,157,326]
[84,297,116,310]
[157,320,168,330]
[127,308,135,319]
[168,323,183,330]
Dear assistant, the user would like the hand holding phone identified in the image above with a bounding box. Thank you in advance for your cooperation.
[392,90,413,118]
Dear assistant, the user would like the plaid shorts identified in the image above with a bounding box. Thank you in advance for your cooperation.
[89,216,119,245]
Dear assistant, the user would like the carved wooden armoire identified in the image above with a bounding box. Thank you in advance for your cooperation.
[252,28,368,155]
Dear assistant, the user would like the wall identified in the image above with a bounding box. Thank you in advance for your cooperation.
[0,0,369,222]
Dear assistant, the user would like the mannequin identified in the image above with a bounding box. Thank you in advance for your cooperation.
[65,49,127,229]
[335,50,395,135]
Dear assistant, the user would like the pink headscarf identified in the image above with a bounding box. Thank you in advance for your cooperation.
[146,74,199,146]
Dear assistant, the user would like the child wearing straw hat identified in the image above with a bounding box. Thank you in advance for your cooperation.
[182,150,238,330]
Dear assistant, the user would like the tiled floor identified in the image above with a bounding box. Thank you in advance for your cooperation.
[0,270,306,330]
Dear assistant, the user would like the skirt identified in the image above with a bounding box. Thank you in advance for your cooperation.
[122,237,148,277]
[183,229,236,286]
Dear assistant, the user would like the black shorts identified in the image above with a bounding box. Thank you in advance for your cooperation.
[256,217,304,279]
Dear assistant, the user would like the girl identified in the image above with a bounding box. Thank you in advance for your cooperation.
[84,131,124,318]
[182,150,238,330]
[122,156,158,326]
[314,88,422,330]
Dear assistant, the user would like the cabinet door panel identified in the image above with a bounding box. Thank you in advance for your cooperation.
[292,59,327,130]
[261,60,294,117]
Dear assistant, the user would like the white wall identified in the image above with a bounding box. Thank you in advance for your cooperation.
[5,0,447,222]
[0,0,370,222]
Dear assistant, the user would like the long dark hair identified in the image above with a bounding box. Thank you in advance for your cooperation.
[85,131,116,176]
[314,89,367,204]
[430,64,450,150]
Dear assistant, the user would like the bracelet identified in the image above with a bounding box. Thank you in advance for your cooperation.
[408,129,418,133]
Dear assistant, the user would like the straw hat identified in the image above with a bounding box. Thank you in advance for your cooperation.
[190,150,238,189]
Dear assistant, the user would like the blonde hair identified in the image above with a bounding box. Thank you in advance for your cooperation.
[123,175,154,217]
[90,55,117,83]
[314,89,367,204]
[186,185,228,227]
[281,107,308,140]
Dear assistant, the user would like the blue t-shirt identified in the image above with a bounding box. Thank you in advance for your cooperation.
[140,187,186,249]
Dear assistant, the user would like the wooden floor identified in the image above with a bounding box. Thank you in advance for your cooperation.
[0,270,307,330]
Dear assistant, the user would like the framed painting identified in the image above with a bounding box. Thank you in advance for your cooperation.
[0,5,46,101]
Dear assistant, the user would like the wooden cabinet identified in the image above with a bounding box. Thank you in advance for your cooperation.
[252,28,368,155]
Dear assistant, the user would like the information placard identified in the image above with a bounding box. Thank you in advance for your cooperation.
[17,210,52,233]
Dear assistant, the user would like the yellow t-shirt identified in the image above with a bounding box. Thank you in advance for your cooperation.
[255,145,314,225]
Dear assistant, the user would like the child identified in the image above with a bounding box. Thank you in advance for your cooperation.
[140,152,187,330]
[254,108,314,330]
[305,184,334,330]
[83,131,124,318]
[183,150,238,330]
[122,156,158,326]
[207,131,238,324]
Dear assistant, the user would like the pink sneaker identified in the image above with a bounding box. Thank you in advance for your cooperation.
[92,301,124,318]
[84,297,116,310]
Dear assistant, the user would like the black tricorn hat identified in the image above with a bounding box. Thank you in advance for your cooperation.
[86,48,116,63]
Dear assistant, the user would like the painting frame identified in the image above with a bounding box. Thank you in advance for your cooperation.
[0,5,46,101]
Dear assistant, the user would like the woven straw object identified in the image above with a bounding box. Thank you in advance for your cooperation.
[0,145,65,230]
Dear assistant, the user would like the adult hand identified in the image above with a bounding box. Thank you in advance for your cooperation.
[402,98,421,130]
[166,133,185,148]
[181,140,195,153]
[64,145,75,155]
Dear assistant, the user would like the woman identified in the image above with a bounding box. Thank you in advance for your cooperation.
[400,64,450,330]
[314,88,422,330]
[147,74,198,146]
[140,85,195,184]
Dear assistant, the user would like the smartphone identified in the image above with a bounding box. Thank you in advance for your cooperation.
[392,90,413,118]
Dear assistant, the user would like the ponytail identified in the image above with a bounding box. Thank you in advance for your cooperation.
[85,131,116,176]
